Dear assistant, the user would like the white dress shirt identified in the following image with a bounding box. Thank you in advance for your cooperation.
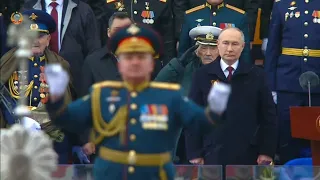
[220,58,239,78]
[45,0,63,51]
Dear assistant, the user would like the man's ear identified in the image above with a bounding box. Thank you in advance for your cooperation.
[47,34,51,46]
[107,28,111,38]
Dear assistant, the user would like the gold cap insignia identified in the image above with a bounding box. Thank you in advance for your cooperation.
[206,33,214,40]
[29,13,38,20]
[10,12,23,24]
[127,24,140,35]
[30,24,39,30]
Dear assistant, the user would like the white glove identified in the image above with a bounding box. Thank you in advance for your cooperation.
[45,64,69,97]
[272,91,277,104]
[207,82,231,114]
[261,38,268,54]
[21,116,41,132]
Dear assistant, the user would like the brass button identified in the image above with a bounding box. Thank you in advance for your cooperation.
[0,13,2,16]
[128,166,135,173]
[34,63,38,67]
[33,97,38,101]
[305,0,309,3]
[304,58,308,62]
[130,103,137,110]
[34,74,38,78]
[34,86,38,89]
[130,118,137,125]
[213,12,216,16]
[130,134,136,141]
[212,22,216,26]
[305,10,308,14]
[304,34,308,38]
[131,92,137,98]
[134,11,137,14]
[304,22,308,26]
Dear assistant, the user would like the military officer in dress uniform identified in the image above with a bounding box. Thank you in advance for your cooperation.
[265,0,320,164]
[44,23,232,180]
[0,10,85,164]
[104,0,176,78]
[177,0,252,63]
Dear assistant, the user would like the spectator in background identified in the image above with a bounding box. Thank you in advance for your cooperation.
[186,27,277,168]
[104,0,176,78]
[260,0,273,55]
[81,12,132,96]
[24,0,101,99]
[173,0,259,51]
[178,0,252,64]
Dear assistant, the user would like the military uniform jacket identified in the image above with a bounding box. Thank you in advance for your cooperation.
[105,0,175,68]
[264,0,320,93]
[154,56,202,96]
[46,81,219,180]
[177,2,252,63]
[185,59,277,165]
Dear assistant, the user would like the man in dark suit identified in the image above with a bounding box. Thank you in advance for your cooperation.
[81,12,132,96]
[185,27,277,168]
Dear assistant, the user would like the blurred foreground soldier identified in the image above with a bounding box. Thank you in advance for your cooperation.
[265,0,320,164]
[156,26,221,95]
[0,124,58,180]
[0,10,84,164]
[44,24,231,180]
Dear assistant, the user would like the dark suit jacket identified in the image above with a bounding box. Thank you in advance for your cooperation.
[185,58,277,165]
[81,45,121,96]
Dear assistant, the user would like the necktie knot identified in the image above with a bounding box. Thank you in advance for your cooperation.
[227,66,234,73]
[50,2,58,8]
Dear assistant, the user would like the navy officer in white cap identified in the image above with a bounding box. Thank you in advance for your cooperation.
[155,26,221,164]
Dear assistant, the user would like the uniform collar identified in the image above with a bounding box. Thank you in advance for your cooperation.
[205,2,225,10]
[29,55,46,62]
[123,81,150,92]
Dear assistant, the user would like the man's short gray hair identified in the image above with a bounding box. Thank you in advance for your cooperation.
[218,27,245,42]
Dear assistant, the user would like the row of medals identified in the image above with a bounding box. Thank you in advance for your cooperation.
[286,10,320,24]
[13,81,49,100]
[115,1,155,24]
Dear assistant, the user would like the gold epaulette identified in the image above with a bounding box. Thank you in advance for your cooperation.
[185,4,205,14]
[93,81,123,89]
[106,0,116,3]
[226,4,245,14]
[149,82,180,90]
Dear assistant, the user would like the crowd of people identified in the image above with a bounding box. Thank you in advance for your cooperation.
[1,0,319,179]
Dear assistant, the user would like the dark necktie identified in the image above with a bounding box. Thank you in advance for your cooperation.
[49,2,59,54]
[227,66,234,81]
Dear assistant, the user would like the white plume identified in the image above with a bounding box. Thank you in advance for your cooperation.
[1,124,58,180]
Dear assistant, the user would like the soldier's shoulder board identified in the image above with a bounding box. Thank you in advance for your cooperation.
[226,4,245,14]
[149,82,181,90]
[185,4,206,14]
[93,81,123,89]
[106,0,116,3]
